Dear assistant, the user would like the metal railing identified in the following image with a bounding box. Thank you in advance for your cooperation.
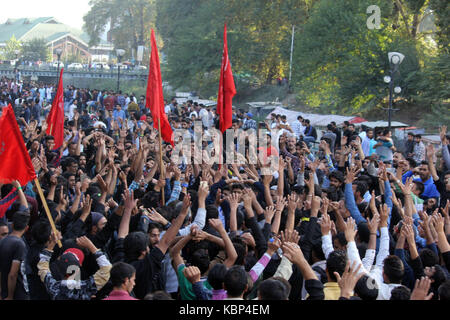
[0,64,148,80]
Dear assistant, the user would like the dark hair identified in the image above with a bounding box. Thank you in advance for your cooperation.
[327,124,333,131]
[257,279,289,300]
[232,242,247,265]
[413,181,425,195]
[326,250,347,282]
[321,137,332,147]
[143,291,173,300]
[383,255,404,284]
[12,211,30,231]
[329,171,345,184]
[124,232,149,262]
[355,275,378,300]
[419,248,439,267]
[207,263,228,290]
[390,286,411,300]
[415,134,422,139]
[31,220,51,244]
[110,262,136,287]
[431,265,446,288]
[438,279,450,300]
[224,266,248,298]
[190,249,210,275]
[354,181,368,197]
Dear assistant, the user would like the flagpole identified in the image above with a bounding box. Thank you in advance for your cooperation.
[157,118,165,206]
[34,178,62,248]
[49,123,53,136]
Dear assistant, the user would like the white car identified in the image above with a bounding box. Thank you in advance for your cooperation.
[113,63,128,69]
[68,63,83,69]
[52,61,64,68]
[92,62,110,70]
[135,65,147,70]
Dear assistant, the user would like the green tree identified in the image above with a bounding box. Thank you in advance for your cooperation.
[291,0,426,114]
[156,0,311,97]
[83,0,157,62]
[3,35,22,60]
[22,38,51,62]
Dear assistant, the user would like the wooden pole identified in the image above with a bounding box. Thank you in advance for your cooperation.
[49,123,53,136]
[157,118,165,205]
[34,178,62,248]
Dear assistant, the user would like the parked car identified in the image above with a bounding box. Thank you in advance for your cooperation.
[68,63,83,69]
[112,63,125,69]
[135,65,147,70]
[92,62,110,70]
[51,61,64,68]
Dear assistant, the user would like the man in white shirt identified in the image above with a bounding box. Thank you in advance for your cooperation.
[68,100,78,121]
[292,115,305,139]
[198,106,210,128]
[344,208,404,300]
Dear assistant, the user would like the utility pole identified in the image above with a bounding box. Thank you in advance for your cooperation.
[289,25,295,84]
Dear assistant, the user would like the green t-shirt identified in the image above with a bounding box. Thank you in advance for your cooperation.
[177,264,212,300]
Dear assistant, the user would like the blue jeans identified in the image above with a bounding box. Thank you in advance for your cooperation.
[303,136,316,147]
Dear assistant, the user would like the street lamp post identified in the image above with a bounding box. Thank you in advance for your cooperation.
[116,49,125,92]
[55,48,63,84]
[383,52,405,132]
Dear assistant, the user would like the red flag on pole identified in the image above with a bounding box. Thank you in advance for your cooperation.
[217,23,236,134]
[46,67,65,149]
[145,29,174,146]
[0,104,37,186]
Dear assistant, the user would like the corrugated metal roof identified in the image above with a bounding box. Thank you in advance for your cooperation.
[0,17,109,46]
[0,17,53,42]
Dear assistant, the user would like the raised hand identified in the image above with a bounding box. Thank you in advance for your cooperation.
[319,211,332,236]
[209,218,225,232]
[280,229,300,244]
[282,242,304,265]
[183,266,202,284]
[345,166,359,184]
[367,212,380,234]
[410,277,434,300]
[344,217,358,242]
[379,203,389,227]
[76,236,97,253]
[240,232,256,248]
[264,205,276,223]
[96,174,108,193]
[227,192,240,212]
[198,181,209,201]
[267,236,282,255]
[287,193,298,212]
[334,261,363,299]
[262,174,273,187]
[123,189,137,212]
[275,196,287,213]
[181,193,191,214]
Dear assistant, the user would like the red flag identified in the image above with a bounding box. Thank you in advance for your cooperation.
[46,67,65,149]
[145,29,174,146]
[0,104,37,186]
[217,23,236,134]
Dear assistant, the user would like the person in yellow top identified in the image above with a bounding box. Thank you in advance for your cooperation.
[323,250,347,300]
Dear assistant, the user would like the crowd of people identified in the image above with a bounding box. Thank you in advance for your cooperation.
[0,76,449,301]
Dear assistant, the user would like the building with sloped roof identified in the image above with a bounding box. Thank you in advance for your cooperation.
[0,17,113,62]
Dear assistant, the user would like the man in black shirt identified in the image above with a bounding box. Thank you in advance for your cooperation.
[25,220,51,300]
[0,211,30,300]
